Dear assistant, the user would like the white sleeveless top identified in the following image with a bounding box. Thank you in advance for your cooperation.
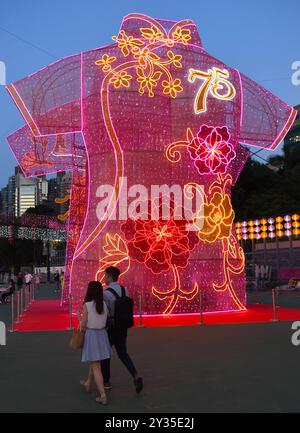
[85,301,108,330]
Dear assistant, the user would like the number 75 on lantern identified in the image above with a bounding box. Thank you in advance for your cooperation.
[188,67,236,114]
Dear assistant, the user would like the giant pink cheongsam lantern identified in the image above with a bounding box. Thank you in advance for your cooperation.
[7,14,297,317]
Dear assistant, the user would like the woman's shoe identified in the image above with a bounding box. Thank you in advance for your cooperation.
[96,395,108,405]
[134,377,144,394]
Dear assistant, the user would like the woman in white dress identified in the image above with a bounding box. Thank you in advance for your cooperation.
[80,281,111,405]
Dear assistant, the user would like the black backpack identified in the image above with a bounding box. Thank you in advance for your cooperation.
[107,286,134,330]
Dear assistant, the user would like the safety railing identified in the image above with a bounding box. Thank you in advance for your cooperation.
[198,287,204,326]
[249,286,300,322]
[10,284,35,332]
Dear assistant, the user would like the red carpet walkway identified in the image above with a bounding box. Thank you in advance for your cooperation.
[13,300,300,332]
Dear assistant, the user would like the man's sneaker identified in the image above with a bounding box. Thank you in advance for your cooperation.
[104,382,113,390]
[134,377,143,394]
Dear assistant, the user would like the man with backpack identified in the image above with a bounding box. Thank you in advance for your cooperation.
[101,266,143,394]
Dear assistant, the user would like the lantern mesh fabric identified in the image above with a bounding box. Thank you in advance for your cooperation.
[6,14,296,316]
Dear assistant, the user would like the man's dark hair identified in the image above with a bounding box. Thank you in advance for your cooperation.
[105,266,121,282]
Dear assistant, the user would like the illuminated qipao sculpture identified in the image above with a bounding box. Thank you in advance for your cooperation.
[7,14,297,316]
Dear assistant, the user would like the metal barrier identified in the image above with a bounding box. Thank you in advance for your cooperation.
[138,294,144,328]
[198,287,204,325]
[10,284,35,333]
[68,294,73,330]
[10,293,15,333]
[272,288,278,322]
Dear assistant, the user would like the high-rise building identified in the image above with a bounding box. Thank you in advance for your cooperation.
[15,174,37,217]
[48,171,71,216]
[0,167,71,217]
[0,187,8,213]
[13,167,49,217]
[37,175,49,204]
[7,175,16,213]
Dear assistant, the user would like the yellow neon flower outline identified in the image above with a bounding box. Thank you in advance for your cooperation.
[95,54,117,73]
[109,71,133,89]
[162,78,183,99]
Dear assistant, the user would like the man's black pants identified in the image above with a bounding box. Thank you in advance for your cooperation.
[101,327,137,383]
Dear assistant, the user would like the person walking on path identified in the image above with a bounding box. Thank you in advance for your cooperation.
[17,273,23,291]
[80,281,111,405]
[35,273,41,291]
[25,272,32,293]
[54,271,60,293]
[101,266,143,394]
[0,279,15,304]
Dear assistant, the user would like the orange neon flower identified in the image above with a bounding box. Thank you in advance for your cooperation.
[162,78,183,99]
[140,26,164,43]
[95,54,117,72]
[112,30,144,57]
[196,192,235,243]
[132,47,160,68]
[167,51,182,68]
[136,68,162,97]
[172,26,192,45]
[109,71,132,89]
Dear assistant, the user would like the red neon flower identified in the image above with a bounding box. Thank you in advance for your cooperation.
[121,201,199,274]
[187,125,236,175]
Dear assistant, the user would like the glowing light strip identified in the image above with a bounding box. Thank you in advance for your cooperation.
[269,107,298,150]
[7,84,41,136]
[74,60,140,259]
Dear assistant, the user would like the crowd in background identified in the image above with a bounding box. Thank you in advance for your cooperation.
[0,269,64,304]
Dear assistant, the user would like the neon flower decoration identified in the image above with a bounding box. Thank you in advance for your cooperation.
[121,200,199,274]
[188,125,236,175]
[166,125,236,175]
[196,184,235,243]
[6,13,297,317]
[121,200,199,314]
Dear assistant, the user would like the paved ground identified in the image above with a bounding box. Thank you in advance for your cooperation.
[1,286,300,413]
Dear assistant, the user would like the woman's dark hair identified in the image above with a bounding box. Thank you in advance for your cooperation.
[84,281,104,314]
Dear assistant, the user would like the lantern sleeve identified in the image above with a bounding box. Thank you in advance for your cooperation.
[239,73,297,150]
[6,54,82,136]
[6,125,85,178]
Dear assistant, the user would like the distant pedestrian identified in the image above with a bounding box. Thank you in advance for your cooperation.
[17,273,23,291]
[54,271,60,293]
[35,273,41,291]
[0,279,15,304]
[25,272,33,293]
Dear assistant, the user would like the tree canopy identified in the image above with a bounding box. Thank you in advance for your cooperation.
[232,143,300,221]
